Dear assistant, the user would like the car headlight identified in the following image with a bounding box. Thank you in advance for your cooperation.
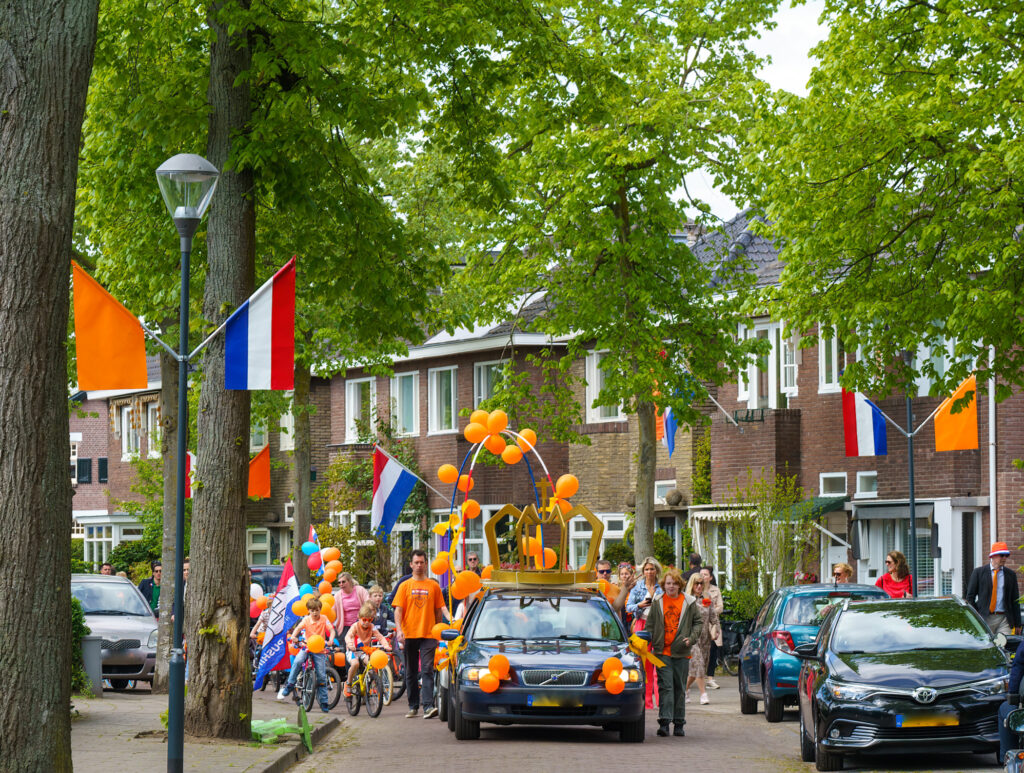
[464,667,487,682]
[623,668,641,683]
[825,678,877,701]
[148,630,158,648]
[970,676,1008,696]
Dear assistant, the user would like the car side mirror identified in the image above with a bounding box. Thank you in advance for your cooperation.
[441,628,460,642]
[793,642,821,660]
[633,630,652,643]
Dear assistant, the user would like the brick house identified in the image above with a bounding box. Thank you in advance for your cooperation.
[688,210,1024,595]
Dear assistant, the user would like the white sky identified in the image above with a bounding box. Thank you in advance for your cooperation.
[684,0,828,220]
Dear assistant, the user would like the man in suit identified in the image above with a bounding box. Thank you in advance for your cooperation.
[966,542,1020,636]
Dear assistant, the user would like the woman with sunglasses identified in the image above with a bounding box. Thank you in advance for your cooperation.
[333,572,369,643]
[344,603,392,689]
[627,556,664,709]
[684,573,717,705]
[832,563,853,583]
[875,550,913,598]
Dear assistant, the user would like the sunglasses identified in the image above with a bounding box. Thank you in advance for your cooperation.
[359,617,374,623]
[596,569,611,575]
[467,558,479,562]
[885,559,894,565]
[833,573,843,578]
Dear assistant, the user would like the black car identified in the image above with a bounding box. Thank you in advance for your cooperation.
[439,587,646,742]
[795,596,1009,771]
[249,564,283,595]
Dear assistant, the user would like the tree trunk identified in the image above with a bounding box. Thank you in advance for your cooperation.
[0,1,97,769]
[292,361,312,585]
[633,401,656,564]
[153,347,180,693]
[183,0,254,739]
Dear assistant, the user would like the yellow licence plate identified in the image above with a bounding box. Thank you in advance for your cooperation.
[897,713,959,728]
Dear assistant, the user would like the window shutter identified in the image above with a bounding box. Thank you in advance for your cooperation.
[77,458,92,484]
[98,458,108,483]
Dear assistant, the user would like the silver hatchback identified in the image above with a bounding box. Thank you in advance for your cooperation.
[71,574,158,688]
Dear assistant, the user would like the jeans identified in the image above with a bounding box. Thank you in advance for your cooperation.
[404,637,437,710]
[284,650,330,710]
[656,655,690,727]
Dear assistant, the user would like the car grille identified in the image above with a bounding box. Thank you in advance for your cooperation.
[510,706,599,717]
[519,669,590,687]
[843,716,997,743]
[102,639,141,652]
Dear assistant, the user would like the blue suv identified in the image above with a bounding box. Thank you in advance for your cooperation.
[739,583,888,722]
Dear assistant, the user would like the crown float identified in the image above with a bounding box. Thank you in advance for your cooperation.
[434,409,604,588]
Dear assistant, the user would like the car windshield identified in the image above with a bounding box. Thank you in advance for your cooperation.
[831,602,992,653]
[782,592,876,625]
[72,582,152,616]
[473,594,624,642]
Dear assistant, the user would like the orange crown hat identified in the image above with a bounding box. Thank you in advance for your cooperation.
[990,542,1010,557]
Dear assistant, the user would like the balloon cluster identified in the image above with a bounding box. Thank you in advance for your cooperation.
[249,583,270,618]
[301,542,343,582]
[601,657,625,694]
[479,654,511,693]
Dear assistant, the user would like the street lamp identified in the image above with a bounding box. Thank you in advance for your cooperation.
[156,153,219,773]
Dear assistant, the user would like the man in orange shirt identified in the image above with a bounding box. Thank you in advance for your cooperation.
[393,549,445,718]
[276,598,336,712]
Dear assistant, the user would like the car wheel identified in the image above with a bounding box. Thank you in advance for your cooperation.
[763,683,784,723]
[799,709,815,762]
[618,714,645,743]
[447,688,456,732]
[438,685,448,723]
[815,724,844,773]
[109,679,131,691]
[739,673,758,715]
[453,695,480,740]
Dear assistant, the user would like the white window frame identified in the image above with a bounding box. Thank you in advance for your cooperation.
[283,501,295,523]
[146,402,161,459]
[818,325,844,394]
[390,371,420,437]
[736,324,750,403]
[70,442,79,486]
[250,421,268,453]
[855,471,878,499]
[473,360,507,407]
[585,350,625,423]
[780,325,799,397]
[819,472,847,496]
[246,528,270,564]
[345,377,377,443]
[654,480,676,505]
[427,366,458,435]
[279,392,295,451]
[743,320,795,410]
[120,404,140,460]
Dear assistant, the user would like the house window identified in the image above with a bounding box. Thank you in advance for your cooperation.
[473,360,506,407]
[98,457,108,484]
[819,325,845,393]
[432,510,488,567]
[70,442,78,486]
[346,377,376,442]
[736,325,749,402]
[820,473,847,496]
[77,458,92,485]
[120,404,140,460]
[284,501,295,523]
[146,402,161,459]
[742,321,794,409]
[654,480,676,505]
[390,372,419,437]
[250,421,267,453]
[913,339,953,397]
[586,351,625,422]
[780,328,798,395]
[428,367,458,434]
[855,471,878,498]
[246,528,270,564]
[279,397,295,452]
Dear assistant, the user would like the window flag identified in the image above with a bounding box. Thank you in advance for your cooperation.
[659,406,677,458]
[248,445,271,499]
[224,258,295,390]
[372,448,416,536]
[934,375,978,452]
[842,388,887,456]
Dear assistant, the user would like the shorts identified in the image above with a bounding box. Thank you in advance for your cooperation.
[347,650,370,666]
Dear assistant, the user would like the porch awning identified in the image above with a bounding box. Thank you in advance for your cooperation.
[852,504,933,521]
[780,495,848,521]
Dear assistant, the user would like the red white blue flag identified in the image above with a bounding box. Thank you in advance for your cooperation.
[842,388,887,456]
[225,258,295,390]
[372,448,417,536]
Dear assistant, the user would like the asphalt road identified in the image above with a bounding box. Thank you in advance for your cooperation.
[253,675,1001,773]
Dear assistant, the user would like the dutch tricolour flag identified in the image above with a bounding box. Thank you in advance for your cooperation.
[842,388,887,457]
[371,448,417,537]
[225,258,295,390]
[253,558,300,689]
[661,406,677,458]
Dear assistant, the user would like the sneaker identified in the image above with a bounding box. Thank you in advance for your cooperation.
[673,725,685,737]
[423,707,438,719]
[656,725,669,737]
[276,687,288,700]
[700,693,710,705]
[343,684,352,698]
[707,678,720,690]
[685,694,691,703]
[405,708,418,718]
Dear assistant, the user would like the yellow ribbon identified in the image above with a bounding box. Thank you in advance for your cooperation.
[629,634,666,669]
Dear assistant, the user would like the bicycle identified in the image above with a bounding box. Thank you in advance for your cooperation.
[344,647,387,718]
[291,642,343,712]
[382,628,405,703]
[716,618,747,676]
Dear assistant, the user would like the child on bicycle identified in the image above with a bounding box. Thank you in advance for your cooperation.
[276,598,336,712]
[344,603,391,690]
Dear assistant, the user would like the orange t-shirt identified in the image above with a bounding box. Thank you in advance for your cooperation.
[295,614,335,644]
[662,595,684,655]
[600,581,620,606]
[392,578,445,639]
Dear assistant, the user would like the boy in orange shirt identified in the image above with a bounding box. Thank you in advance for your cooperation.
[276,598,336,712]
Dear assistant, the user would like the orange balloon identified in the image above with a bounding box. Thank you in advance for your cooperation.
[481,564,493,580]
[450,576,469,600]
[287,641,299,657]
[555,474,579,499]
[501,445,523,465]
[542,547,557,569]
[431,557,450,576]
[488,654,510,679]
[319,593,335,607]
[291,599,308,616]
[456,570,482,596]
[461,499,481,519]
[517,428,537,451]
[464,422,488,444]
[606,673,625,694]
[469,409,489,426]
[437,463,458,484]
[602,657,623,678]
[322,604,337,622]
[322,567,338,583]
[318,581,333,595]
[369,649,389,670]
[307,635,326,654]
[484,433,506,455]
[333,651,346,667]
[457,474,475,493]
[479,672,500,693]
[553,498,572,514]
[430,622,448,640]
[524,537,543,557]
[321,547,341,563]
[257,595,269,610]
[486,409,508,434]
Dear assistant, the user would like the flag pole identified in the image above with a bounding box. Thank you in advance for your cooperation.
[374,444,449,500]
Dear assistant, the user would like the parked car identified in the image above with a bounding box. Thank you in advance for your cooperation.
[794,596,1009,771]
[71,573,157,689]
[249,564,283,595]
[739,583,889,721]
[439,587,647,742]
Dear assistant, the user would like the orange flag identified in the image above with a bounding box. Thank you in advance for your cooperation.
[72,262,147,390]
[934,375,978,452]
[248,445,271,498]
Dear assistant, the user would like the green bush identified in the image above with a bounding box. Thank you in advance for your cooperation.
[71,597,92,695]
[602,541,633,566]
[721,586,766,621]
[603,528,677,569]
[109,540,158,574]
[71,538,91,573]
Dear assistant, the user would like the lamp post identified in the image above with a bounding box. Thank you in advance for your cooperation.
[155,153,219,773]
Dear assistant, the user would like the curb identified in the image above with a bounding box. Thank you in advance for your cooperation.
[255,716,341,773]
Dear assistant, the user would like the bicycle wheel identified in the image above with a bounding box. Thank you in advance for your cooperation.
[345,679,362,716]
[390,653,406,701]
[301,668,317,711]
[379,665,393,706]
[325,666,342,710]
[721,649,739,676]
[365,670,384,717]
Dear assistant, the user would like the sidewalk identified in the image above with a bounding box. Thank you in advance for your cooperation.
[72,687,339,773]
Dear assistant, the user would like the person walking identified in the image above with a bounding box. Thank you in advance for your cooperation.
[333,572,369,643]
[627,556,664,709]
[646,567,702,738]
[138,561,161,616]
[684,573,718,705]
[966,542,1021,636]
[875,550,913,598]
[700,566,724,690]
[392,549,445,718]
